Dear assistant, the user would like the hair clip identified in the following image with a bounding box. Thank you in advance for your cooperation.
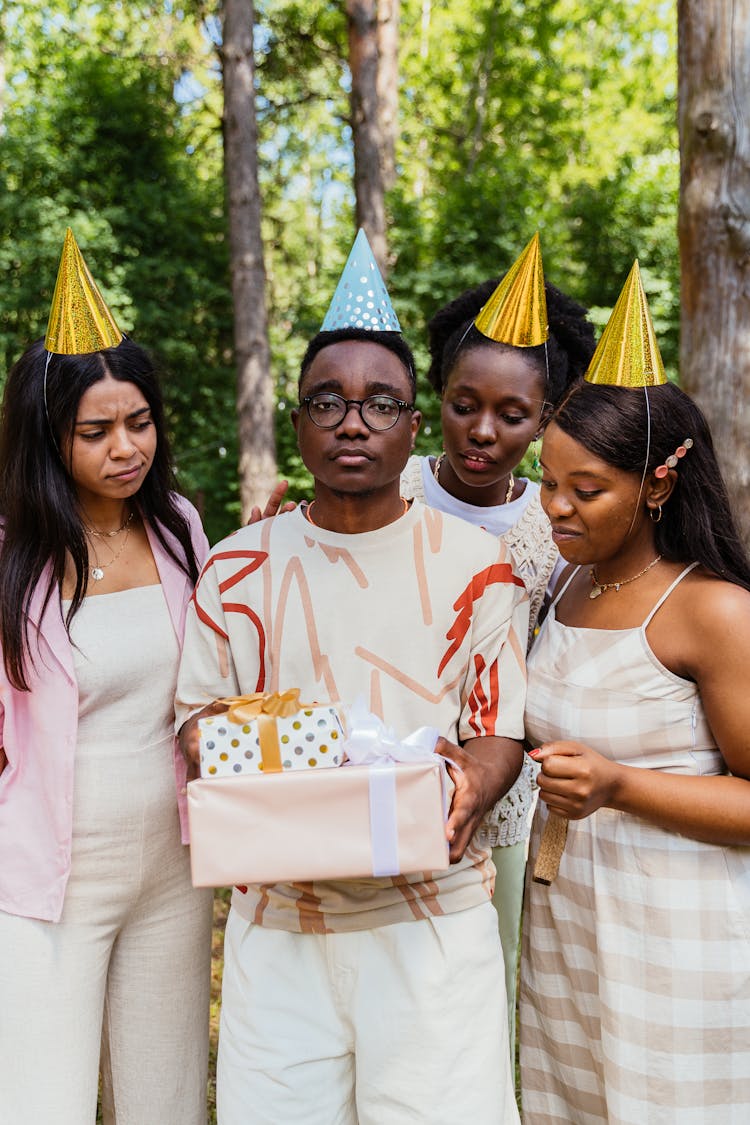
[654,437,693,478]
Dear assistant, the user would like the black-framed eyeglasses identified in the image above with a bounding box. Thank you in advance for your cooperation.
[301,392,415,432]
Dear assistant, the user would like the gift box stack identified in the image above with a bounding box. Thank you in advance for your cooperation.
[187,692,450,887]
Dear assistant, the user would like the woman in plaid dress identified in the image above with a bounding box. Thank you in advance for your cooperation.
[521,380,750,1124]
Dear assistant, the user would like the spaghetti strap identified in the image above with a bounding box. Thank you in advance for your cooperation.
[550,565,581,609]
[642,562,700,628]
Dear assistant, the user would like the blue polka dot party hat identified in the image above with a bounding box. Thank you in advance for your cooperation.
[320,228,401,332]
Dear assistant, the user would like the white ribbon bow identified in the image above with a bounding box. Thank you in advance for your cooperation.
[343,697,440,766]
[342,698,454,878]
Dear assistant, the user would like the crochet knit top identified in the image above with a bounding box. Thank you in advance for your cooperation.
[400,455,559,845]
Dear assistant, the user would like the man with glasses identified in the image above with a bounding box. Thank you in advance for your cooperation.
[177,285,528,1122]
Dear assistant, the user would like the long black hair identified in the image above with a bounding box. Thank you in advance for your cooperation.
[427,280,596,405]
[552,381,750,591]
[0,336,201,690]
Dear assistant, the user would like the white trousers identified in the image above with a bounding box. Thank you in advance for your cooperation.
[0,808,213,1125]
[218,901,520,1124]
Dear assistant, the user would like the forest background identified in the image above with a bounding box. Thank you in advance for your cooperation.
[0,0,680,545]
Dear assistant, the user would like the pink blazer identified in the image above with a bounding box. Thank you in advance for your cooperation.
[0,498,209,922]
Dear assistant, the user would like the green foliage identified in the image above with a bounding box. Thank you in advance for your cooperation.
[0,0,680,536]
[565,150,680,375]
[0,1,240,542]
[388,0,678,441]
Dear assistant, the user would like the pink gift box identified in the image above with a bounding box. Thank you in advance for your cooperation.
[187,759,450,887]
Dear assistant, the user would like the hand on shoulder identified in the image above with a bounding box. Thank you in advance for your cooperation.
[246,481,297,525]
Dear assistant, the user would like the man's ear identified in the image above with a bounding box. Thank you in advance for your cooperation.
[291,407,300,434]
[410,409,422,449]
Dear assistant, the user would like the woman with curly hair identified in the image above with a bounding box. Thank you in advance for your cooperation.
[401,236,596,1051]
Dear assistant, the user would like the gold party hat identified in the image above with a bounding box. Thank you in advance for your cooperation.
[585,260,666,387]
[474,232,548,347]
[44,228,123,355]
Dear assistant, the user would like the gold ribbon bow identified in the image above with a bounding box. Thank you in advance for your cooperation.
[219,690,303,724]
[216,690,308,774]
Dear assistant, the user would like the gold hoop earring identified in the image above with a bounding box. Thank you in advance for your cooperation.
[531,436,542,475]
[649,504,663,523]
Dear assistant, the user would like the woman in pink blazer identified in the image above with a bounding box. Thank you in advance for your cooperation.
[0,336,213,1124]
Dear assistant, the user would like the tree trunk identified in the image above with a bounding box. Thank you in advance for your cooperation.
[345,0,387,274]
[376,0,399,192]
[678,0,750,543]
[467,8,497,174]
[222,0,276,519]
[413,0,431,201]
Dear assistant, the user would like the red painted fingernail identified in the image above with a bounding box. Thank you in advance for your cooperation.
[528,748,542,759]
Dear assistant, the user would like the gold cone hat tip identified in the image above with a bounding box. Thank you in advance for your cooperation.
[584,260,667,388]
[44,228,123,355]
[474,232,549,347]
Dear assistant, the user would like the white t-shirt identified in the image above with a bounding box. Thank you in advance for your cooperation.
[410,456,566,589]
[419,457,539,535]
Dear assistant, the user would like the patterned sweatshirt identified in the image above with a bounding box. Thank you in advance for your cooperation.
[176,500,529,932]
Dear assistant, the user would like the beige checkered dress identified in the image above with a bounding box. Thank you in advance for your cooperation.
[521,564,750,1123]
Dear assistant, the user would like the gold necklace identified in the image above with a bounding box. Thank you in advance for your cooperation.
[88,523,132,582]
[589,555,662,600]
[432,454,514,504]
[305,497,409,528]
[83,509,134,539]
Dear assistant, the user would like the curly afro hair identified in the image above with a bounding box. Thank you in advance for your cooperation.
[426,280,596,406]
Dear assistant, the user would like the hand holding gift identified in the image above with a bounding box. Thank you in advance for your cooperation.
[438,733,525,863]
[179,700,230,781]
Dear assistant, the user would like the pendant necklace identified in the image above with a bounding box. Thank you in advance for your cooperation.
[88,523,132,582]
[589,555,662,600]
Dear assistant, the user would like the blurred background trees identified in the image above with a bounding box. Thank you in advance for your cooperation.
[0,1,683,541]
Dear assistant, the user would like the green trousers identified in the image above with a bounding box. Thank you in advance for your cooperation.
[491,840,527,1061]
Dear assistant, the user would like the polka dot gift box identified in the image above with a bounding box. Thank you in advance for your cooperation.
[198,690,344,778]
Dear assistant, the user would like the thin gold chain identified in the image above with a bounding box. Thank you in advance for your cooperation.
[589,555,662,600]
[83,509,134,538]
[305,497,409,527]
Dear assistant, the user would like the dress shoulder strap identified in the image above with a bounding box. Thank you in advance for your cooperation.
[550,565,581,609]
[642,562,700,628]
